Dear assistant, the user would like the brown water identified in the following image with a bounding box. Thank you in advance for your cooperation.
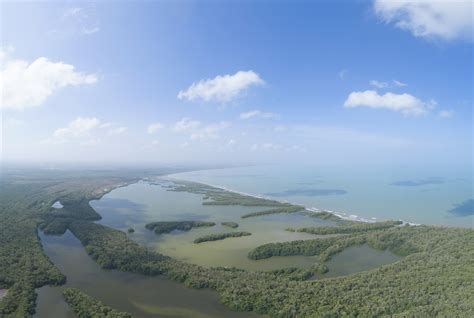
[35,230,262,318]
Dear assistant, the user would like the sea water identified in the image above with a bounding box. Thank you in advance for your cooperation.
[170,164,473,228]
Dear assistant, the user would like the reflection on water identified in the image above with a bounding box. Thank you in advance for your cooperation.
[35,231,261,318]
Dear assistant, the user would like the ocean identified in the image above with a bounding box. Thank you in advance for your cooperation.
[170,164,473,228]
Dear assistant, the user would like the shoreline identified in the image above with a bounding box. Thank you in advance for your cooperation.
[163,175,419,225]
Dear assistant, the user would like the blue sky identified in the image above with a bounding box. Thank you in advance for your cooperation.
[1,0,472,166]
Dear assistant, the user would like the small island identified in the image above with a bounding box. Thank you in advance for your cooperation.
[145,221,216,234]
[221,221,239,228]
[194,231,251,243]
[127,228,135,233]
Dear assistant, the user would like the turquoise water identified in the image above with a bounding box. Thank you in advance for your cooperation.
[170,164,473,228]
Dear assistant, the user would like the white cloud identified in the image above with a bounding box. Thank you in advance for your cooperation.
[370,79,408,88]
[82,26,100,35]
[228,139,236,146]
[369,80,389,88]
[173,118,201,132]
[99,122,113,129]
[373,0,473,41]
[178,70,264,103]
[147,122,164,134]
[107,126,127,135]
[239,110,279,120]
[190,121,230,141]
[393,79,408,87]
[0,50,97,110]
[344,90,435,116]
[438,110,454,119]
[52,117,100,143]
[61,6,100,36]
[63,7,83,18]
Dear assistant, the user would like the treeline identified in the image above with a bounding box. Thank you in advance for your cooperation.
[169,180,289,207]
[145,221,215,234]
[64,203,474,318]
[63,288,131,317]
[194,232,251,243]
[69,221,169,274]
[288,220,402,235]
[221,221,239,228]
[300,211,342,221]
[248,234,367,261]
[241,205,305,219]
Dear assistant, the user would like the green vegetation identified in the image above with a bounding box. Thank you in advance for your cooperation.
[145,221,215,234]
[287,220,403,235]
[300,210,343,221]
[69,218,474,317]
[1,172,473,318]
[63,288,131,317]
[241,205,304,218]
[194,232,251,243]
[221,221,239,228]
[0,168,177,317]
[248,234,368,260]
[169,180,290,207]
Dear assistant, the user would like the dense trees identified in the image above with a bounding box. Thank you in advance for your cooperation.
[1,173,473,318]
[194,232,251,243]
[288,220,403,235]
[145,221,215,234]
[63,288,131,317]
[221,221,239,228]
[241,205,305,218]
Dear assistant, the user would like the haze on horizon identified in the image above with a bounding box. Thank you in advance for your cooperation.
[1,1,473,167]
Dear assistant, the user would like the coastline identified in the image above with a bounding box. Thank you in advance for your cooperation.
[163,175,419,225]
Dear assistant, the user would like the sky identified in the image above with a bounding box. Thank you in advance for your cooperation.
[1,0,473,167]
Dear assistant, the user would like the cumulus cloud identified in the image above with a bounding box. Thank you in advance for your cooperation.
[190,122,230,141]
[178,70,264,103]
[344,90,435,116]
[173,118,201,132]
[239,110,279,120]
[52,117,100,143]
[48,117,128,144]
[0,48,97,110]
[373,0,473,41]
[147,122,164,134]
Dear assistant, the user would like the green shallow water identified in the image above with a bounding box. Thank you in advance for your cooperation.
[91,180,401,272]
